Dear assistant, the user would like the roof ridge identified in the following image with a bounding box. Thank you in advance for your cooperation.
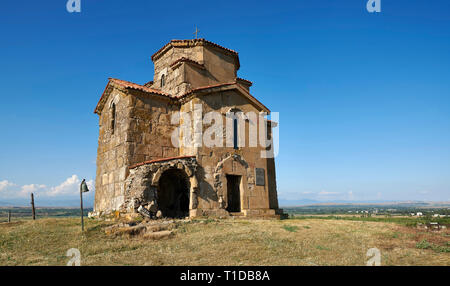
[94,78,174,114]
[95,79,269,115]
[151,38,239,61]
[176,82,236,99]
[236,77,253,85]
[170,57,205,69]
[109,78,171,96]
[176,81,269,112]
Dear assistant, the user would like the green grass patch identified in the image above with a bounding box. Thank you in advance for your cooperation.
[416,239,450,253]
[315,245,330,251]
[416,239,432,249]
[282,225,299,232]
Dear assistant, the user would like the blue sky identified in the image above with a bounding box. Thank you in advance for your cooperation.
[0,0,449,206]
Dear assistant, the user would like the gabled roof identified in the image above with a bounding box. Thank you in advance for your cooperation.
[94,78,172,115]
[94,78,269,115]
[109,78,169,96]
[177,82,270,113]
[176,82,236,98]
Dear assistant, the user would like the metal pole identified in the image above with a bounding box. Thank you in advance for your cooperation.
[80,184,84,232]
[31,193,36,220]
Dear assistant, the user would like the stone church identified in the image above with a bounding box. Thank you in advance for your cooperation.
[93,39,282,218]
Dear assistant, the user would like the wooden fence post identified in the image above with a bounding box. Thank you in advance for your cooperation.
[31,193,36,220]
[8,210,11,223]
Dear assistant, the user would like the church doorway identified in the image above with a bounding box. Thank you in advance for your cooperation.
[157,169,190,218]
[226,175,241,213]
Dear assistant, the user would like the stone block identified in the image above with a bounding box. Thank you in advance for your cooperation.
[143,230,174,240]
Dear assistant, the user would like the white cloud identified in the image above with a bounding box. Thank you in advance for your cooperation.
[0,180,15,192]
[0,175,94,200]
[48,175,80,196]
[19,184,46,197]
[47,175,94,197]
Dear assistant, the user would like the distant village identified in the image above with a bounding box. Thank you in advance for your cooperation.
[283,204,450,231]
[283,204,450,219]
[346,209,448,218]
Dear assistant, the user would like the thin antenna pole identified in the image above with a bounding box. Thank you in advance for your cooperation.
[194,26,200,39]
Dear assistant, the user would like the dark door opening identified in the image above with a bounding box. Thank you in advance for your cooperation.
[226,175,241,212]
[158,169,190,218]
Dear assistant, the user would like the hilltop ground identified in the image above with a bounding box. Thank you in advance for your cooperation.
[0,217,448,266]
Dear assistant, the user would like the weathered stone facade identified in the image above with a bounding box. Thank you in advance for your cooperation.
[93,39,282,218]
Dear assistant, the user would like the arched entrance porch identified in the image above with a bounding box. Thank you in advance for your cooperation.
[157,168,190,218]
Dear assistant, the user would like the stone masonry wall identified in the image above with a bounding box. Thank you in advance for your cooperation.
[151,45,204,95]
[94,88,133,213]
[125,90,179,167]
[151,44,238,97]
[95,88,181,214]
[178,90,275,216]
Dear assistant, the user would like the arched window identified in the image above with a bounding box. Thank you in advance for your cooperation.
[111,103,116,134]
[229,108,244,150]
[233,117,238,149]
[160,74,166,88]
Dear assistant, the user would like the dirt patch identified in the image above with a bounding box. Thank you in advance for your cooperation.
[0,221,25,228]
[104,219,187,240]
[389,224,450,249]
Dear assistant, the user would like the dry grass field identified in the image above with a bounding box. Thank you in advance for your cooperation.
[0,217,448,266]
